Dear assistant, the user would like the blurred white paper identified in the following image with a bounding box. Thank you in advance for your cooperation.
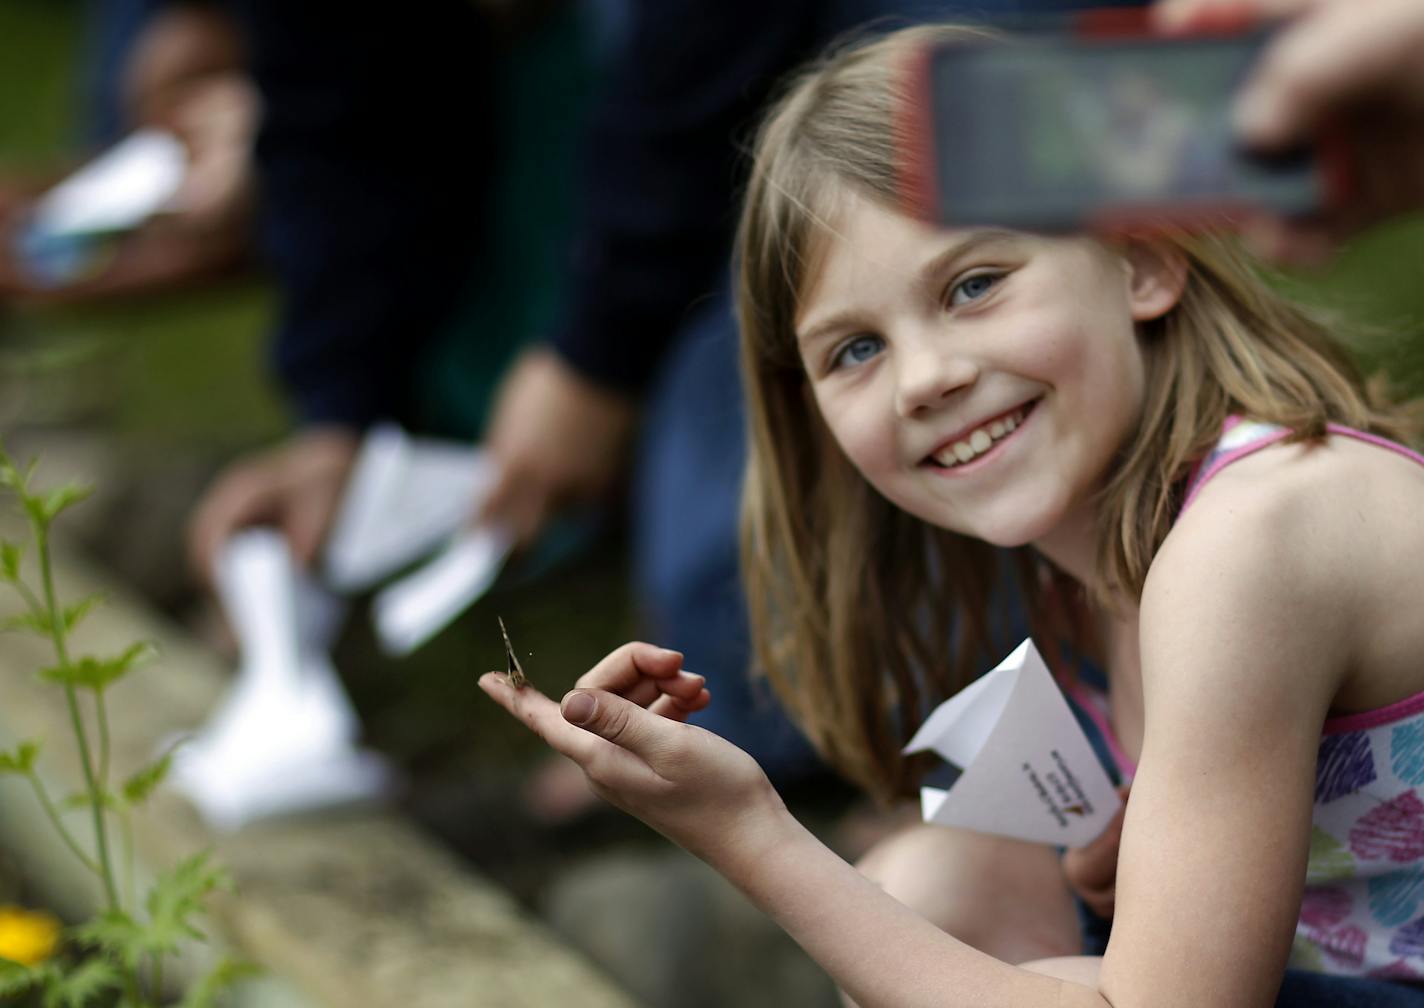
[31,129,187,239]
[903,639,1121,847]
[171,528,392,831]
[372,524,513,657]
[324,423,497,592]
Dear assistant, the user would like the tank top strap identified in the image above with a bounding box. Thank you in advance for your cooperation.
[1181,416,1424,519]
[1179,416,1292,516]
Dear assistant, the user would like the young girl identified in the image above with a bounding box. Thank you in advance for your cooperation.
[481,23,1424,1007]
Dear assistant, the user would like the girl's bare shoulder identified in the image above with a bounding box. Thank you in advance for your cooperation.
[1142,431,1424,709]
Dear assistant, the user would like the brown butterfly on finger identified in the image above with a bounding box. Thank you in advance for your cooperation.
[496,616,529,689]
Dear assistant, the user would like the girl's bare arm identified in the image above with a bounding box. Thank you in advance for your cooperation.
[1098,467,1350,1006]
[482,467,1354,1007]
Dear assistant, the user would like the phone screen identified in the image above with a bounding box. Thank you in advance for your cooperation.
[925,32,1321,229]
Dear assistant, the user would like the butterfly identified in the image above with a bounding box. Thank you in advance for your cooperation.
[498,616,529,688]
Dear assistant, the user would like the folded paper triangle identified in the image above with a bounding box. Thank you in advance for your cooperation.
[904,638,1121,847]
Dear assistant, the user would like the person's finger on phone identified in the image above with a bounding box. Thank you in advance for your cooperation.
[1239,214,1336,267]
[1229,0,1424,151]
[1153,0,1317,34]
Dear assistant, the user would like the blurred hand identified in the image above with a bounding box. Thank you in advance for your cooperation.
[159,74,258,233]
[0,6,254,304]
[119,1,257,241]
[187,426,359,586]
[1156,0,1424,263]
[1061,785,1130,919]
[480,642,784,865]
[479,347,636,546]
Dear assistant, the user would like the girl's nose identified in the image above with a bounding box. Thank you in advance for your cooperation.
[893,339,978,419]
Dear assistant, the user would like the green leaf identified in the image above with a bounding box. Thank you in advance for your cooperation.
[2,610,51,635]
[75,858,229,981]
[0,740,41,775]
[71,910,145,971]
[39,955,122,1008]
[177,958,261,1008]
[145,851,229,952]
[61,789,118,813]
[0,447,26,493]
[24,483,92,527]
[122,748,176,807]
[39,642,157,692]
[0,955,44,997]
[0,540,20,581]
[60,594,104,634]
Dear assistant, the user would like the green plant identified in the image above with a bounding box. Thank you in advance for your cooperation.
[0,444,252,1006]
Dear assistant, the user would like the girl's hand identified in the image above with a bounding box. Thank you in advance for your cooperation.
[571,641,711,721]
[1062,786,1130,920]
[479,645,787,865]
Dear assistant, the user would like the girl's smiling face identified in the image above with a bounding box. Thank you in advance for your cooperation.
[795,194,1184,571]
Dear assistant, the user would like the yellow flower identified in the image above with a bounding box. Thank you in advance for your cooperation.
[0,904,60,966]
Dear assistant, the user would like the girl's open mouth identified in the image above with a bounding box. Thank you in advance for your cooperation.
[923,399,1038,471]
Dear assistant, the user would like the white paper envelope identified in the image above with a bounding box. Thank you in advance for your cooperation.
[372,525,513,656]
[31,129,187,239]
[171,528,392,831]
[903,639,1121,847]
[323,423,497,592]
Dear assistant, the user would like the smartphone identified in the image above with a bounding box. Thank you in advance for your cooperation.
[900,19,1344,232]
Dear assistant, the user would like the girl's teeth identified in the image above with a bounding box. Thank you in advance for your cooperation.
[932,406,1028,468]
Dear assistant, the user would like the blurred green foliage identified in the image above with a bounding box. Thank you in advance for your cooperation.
[0,0,286,451]
[0,1,82,168]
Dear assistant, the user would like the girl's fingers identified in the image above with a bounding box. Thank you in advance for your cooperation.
[479,673,660,787]
[649,687,712,722]
[631,672,708,710]
[575,641,685,692]
[656,670,707,701]
[480,673,595,758]
[559,687,700,771]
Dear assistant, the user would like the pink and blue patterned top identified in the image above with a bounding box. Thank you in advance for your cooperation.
[1078,417,1424,979]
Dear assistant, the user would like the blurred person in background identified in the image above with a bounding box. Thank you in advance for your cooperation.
[0,0,256,301]
[185,0,1152,817]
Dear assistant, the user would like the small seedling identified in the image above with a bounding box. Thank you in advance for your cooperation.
[0,443,251,1005]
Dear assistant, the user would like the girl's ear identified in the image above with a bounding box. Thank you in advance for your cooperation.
[1123,240,1189,322]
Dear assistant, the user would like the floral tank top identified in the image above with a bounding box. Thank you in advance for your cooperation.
[1073,417,1424,980]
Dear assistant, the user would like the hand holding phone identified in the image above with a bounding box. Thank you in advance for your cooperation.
[901,13,1346,234]
[1161,0,1424,262]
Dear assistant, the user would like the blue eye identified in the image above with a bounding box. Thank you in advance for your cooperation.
[949,272,1002,307]
[831,334,884,370]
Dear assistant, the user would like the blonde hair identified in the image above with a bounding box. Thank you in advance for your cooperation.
[736,25,1419,801]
